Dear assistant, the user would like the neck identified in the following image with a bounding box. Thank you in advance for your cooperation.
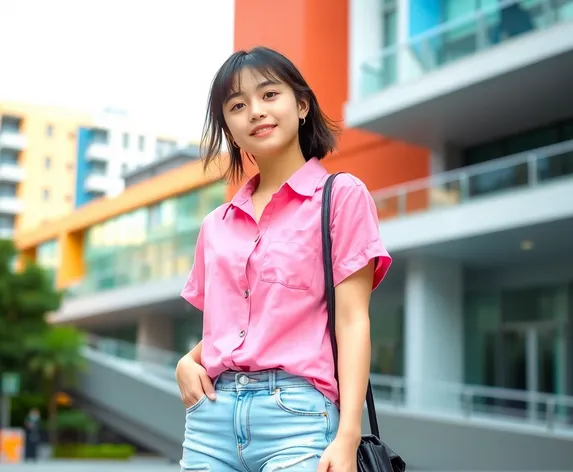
[255,144,307,194]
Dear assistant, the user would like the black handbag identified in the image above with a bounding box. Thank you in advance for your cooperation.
[321,173,406,472]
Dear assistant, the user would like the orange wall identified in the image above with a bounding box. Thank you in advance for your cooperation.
[230,0,429,196]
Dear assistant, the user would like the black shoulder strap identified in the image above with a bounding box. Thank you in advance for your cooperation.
[321,173,380,438]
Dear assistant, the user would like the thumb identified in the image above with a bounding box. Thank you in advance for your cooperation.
[200,372,216,400]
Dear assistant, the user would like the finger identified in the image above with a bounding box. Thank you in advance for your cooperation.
[200,372,216,400]
[316,457,330,472]
[184,392,200,409]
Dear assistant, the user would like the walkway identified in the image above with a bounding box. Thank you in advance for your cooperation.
[0,459,179,472]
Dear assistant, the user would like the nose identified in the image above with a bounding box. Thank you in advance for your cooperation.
[249,101,267,122]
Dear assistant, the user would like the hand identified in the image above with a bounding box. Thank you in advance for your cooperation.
[175,353,216,408]
[317,435,359,472]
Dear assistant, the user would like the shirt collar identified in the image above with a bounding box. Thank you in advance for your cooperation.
[223,157,327,219]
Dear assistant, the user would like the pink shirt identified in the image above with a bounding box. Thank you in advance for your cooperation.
[181,157,391,404]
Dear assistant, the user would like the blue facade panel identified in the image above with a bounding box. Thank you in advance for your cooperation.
[75,127,93,208]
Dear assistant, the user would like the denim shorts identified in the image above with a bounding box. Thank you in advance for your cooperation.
[180,369,340,471]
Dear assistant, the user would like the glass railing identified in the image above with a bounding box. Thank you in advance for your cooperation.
[372,139,573,219]
[84,335,573,432]
[370,373,573,434]
[360,0,573,96]
[66,228,199,298]
[84,334,182,380]
[65,181,226,299]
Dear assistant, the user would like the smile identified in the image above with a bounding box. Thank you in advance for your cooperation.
[250,125,276,137]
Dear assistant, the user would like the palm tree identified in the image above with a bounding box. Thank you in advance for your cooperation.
[26,326,86,446]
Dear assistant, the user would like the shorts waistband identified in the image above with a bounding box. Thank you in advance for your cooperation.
[214,369,314,393]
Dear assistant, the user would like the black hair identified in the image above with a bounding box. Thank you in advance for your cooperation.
[200,46,340,183]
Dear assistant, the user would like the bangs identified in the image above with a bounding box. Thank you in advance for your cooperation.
[214,50,294,105]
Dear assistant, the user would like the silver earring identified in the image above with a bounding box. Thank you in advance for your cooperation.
[300,117,306,126]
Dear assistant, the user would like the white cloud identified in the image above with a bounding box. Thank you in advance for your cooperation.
[0,0,235,141]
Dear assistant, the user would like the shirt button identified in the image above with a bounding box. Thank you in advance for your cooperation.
[243,289,250,298]
[239,330,246,338]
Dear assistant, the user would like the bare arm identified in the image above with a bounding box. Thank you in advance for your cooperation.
[334,261,374,445]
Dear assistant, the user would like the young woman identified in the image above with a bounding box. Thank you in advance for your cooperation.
[176,46,391,472]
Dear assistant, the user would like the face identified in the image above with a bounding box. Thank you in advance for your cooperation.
[222,68,308,159]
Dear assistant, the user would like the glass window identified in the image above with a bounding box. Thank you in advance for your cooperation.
[92,129,108,144]
[464,292,501,386]
[173,317,204,354]
[44,156,52,170]
[0,116,21,133]
[0,183,17,197]
[46,124,53,137]
[464,118,573,167]
[444,0,477,21]
[37,239,60,286]
[122,133,130,149]
[0,215,14,229]
[0,150,18,166]
[90,161,107,176]
[138,135,145,151]
[81,181,224,294]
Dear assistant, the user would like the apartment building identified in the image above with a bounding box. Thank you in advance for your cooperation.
[0,102,190,239]
[14,0,573,469]
[0,101,90,235]
[348,0,573,402]
[75,108,188,207]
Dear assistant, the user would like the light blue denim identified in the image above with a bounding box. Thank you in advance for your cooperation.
[180,369,340,471]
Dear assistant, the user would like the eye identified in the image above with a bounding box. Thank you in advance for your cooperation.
[263,91,278,99]
[230,102,245,112]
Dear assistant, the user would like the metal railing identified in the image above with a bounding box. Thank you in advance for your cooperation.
[372,139,573,217]
[84,334,181,381]
[85,336,573,434]
[360,0,573,96]
[370,373,573,434]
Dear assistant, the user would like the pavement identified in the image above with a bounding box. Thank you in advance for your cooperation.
[0,458,180,471]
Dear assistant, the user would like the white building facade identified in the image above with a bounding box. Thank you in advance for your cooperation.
[76,108,188,207]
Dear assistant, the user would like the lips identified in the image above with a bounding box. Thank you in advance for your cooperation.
[250,125,276,136]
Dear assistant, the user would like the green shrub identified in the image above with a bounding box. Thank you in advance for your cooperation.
[53,443,135,460]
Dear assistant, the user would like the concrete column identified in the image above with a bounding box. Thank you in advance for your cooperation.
[404,257,464,411]
[430,146,447,174]
[349,0,383,100]
[136,314,174,363]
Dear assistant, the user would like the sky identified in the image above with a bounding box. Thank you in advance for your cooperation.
[0,0,235,141]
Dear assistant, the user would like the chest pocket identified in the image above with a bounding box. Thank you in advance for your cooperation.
[260,229,319,290]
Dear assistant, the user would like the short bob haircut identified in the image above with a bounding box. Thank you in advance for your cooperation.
[201,46,340,183]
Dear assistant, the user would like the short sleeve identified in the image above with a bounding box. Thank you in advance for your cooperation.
[330,174,392,289]
[180,223,206,311]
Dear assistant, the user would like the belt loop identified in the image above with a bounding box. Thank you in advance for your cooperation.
[269,370,276,394]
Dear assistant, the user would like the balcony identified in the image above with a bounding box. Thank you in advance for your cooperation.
[0,196,23,215]
[374,139,573,254]
[346,0,573,148]
[84,173,109,194]
[0,131,27,150]
[86,142,112,161]
[0,164,24,183]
